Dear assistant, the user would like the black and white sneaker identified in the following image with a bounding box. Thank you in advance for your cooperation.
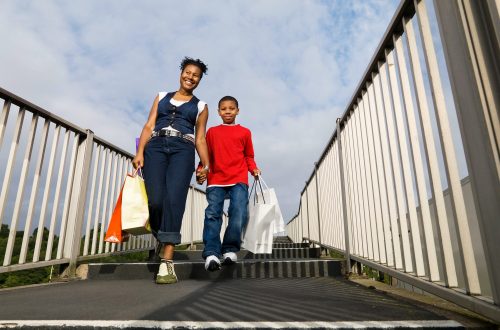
[222,252,237,265]
[204,255,221,272]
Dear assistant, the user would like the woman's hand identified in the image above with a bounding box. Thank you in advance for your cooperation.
[132,153,144,169]
[252,168,261,177]
[196,166,209,184]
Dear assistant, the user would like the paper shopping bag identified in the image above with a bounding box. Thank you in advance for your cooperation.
[260,177,285,235]
[104,185,130,243]
[121,169,151,235]
[242,178,276,254]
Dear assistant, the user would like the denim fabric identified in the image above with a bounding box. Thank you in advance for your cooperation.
[154,92,199,134]
[202,183,249,259]
[143,136,195,244]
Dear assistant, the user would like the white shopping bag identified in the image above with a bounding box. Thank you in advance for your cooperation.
[259,177,285,235]
[121,168,151,235]
[242,178,276,254]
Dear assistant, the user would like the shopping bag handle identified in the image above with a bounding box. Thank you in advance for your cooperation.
[257,175,270,190]
[249,177,266,204]
[131,166,144,178]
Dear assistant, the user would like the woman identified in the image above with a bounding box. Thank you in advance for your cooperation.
[133,57,210,284]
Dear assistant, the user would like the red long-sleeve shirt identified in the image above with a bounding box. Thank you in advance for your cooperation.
[206,124,257,187]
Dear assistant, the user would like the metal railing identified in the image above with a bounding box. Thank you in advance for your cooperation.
[287,0,499,323]
[0,87,208,277]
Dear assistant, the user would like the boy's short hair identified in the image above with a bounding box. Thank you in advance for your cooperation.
[180,57,208,78]
[218,95,239,108]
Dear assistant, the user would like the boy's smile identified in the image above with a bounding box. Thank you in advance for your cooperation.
[218,100,239,124]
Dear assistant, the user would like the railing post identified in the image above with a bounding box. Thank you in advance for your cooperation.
[434,0,500,303]
[337,119,351,273]
[190,186,195,250]
[314,163,322,246]
[305,186,310,242]
[63,129,94,277]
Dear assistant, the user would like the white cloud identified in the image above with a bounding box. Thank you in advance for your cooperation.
[0,0,399,221]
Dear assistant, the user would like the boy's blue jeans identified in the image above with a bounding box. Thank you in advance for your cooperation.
[202,183,249,259]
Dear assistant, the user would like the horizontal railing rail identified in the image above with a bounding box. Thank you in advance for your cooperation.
[287,0,500,323]
[0,87,208,278]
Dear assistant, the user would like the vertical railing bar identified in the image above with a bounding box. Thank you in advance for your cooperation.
[33,125,61,262]
[394,32,427,276]
[45,129,70,261]
[368,77,392,266]
[56,135,79,259]
[20,119,50,264]
[345,119,360,256]
[385,48,413,272]
[333,144,343,249]
[105,152,119,253]
[337,119,351,270]
[93,148,107,255]
[0,108,25,228]
[118,158,130,252]
[3,113,37,266]
[461,0,500,150]
[83,144,100,256]
[346,112,359,254]
[366,82,387,264]
[356,101,370,257]
[305,188,310,241]
[0,99,11,148]
[190,186,194,250]
[351,109,364,257]
[300,197,303,242]
[394,22,433,278]
[63,130,94,274]
[374,67,400,269]
[404,13,452,283]
[98,149,113,254]
[110,153,123,253]
[327,147,337,247]
[314,162,322,246]
[359,97,376,260]
[417,0,480,294]
[316,159,326,245]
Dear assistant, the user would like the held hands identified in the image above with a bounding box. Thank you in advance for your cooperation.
[196,164,209,185]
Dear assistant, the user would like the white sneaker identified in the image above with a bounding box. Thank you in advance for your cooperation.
[205,255,221,272]
[156,260,178,284]
[222,252,237,265]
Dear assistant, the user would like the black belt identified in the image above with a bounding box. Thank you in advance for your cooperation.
[151,129,195,144]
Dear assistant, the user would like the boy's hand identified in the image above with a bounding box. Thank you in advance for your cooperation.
[252,168,261,177]
[196,171,207,184]
[196,164,209,185]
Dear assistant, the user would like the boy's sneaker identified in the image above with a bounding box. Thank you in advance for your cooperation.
[205,255,221,272]
[156,260,178,284]
[222,252,237,265]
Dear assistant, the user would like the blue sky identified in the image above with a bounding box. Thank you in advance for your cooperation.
[0,0,400,221]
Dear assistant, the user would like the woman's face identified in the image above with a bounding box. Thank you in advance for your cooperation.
[179,64,202,92]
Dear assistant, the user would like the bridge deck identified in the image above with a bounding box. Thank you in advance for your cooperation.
[0,271,485,329]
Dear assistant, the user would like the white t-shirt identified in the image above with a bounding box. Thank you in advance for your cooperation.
[158,92,206,138]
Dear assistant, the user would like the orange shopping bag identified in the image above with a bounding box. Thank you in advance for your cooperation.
[104,185,130,243]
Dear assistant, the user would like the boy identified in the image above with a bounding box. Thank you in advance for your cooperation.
[196,95,260,271]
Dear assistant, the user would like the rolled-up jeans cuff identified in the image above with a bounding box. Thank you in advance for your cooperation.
[202,251,222,259]
[156,231,181,245]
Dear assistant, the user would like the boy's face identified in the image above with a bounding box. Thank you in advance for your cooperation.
[218,100,239,124]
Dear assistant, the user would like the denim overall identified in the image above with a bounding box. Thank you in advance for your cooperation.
[143,92,199,244]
